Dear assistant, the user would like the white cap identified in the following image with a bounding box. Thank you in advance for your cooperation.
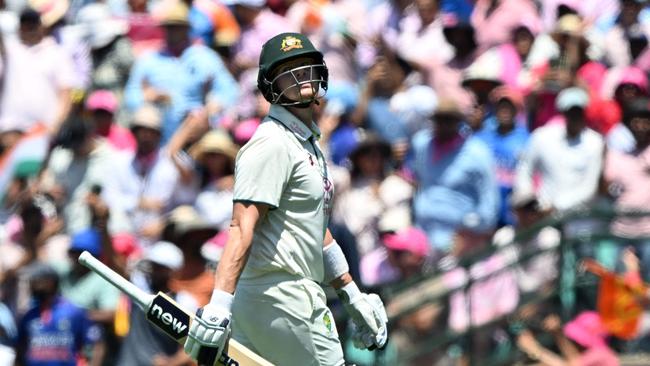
[143,241,184,270]
[555,87,590,112]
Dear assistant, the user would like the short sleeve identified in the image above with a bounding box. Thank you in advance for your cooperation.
[233,133,292,208]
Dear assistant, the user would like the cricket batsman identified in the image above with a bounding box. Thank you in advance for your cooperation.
[183,32,388,365]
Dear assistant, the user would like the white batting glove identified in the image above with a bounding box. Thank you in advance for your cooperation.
[184,290,233,366]
[337,282,388,350]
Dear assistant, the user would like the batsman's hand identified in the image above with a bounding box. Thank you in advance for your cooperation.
[338,283,388,350]
[184,290,233,366]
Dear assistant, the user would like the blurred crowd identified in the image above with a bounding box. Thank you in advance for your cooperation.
[2,0,650,365]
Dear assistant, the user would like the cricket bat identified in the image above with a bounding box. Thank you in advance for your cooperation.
[78,251,273,366]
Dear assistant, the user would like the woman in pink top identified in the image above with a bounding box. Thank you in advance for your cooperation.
[85,90,136,152]
[470,0,542,52]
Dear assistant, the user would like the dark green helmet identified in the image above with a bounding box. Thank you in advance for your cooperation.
[257,32,328,106]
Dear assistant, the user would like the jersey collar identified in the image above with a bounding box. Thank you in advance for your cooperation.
[268,104,321,142]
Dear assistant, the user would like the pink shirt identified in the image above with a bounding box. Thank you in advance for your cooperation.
[471,0,541,51]
[605,146,650,237]
[102,124,136,152]
[396,9,453,66]
[0,37,76,131]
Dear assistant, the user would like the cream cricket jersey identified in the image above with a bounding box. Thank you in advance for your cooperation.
[234,105,334,282]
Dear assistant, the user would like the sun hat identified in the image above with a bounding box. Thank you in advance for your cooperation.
[157,1,190,27]
[165,205,219,239]
[143,241,184,271]
[433,98,465,120]
[76,3,128,49]
[189,130,239,161]
[28,0,69,27]
[130,104,162,131]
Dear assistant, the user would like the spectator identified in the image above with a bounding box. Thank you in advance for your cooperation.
[515,87,605,211]
[84,90,136,153]
[493,19,541,90]
[57,229,120,325]
[360,226,430,288]
[470,0,541,52]
[517,312,619,366]
[395,0,454,66]
[603,97,650,281]
[124,1,239,142]
[189,130,238,231]
[333,131,413,262]
[0,195,62,314]
[602,0,649,69]
[103,105,180,244]
[38,117,117,234]
[356,0,412,69]
[75,3,134,101]
[409,98,499,253]
[350,55,410,145]
[164,205,218,308]
[475,86,530,226]
[124,0,165,56]
[493,191,560,294]
[116,241,193,366]
[0,7,75,135]
[16,262,103,366]
[603,66,648,153]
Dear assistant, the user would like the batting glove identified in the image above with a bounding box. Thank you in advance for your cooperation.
[184,290,233,366]
[337,282,388,350]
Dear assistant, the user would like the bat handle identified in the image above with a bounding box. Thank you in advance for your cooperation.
[78,251,152,310]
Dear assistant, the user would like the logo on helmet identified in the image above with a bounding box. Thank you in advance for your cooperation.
[280,36,303,52]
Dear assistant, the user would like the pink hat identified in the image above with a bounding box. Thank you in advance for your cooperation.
[86,90,118,113]
[617,66,649,95]
[382,227,430,257]
[490,86,524,111]
[564,311,609,348]
[112,233,141,257]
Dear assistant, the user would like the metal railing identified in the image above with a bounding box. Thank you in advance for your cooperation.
[380,205,650,365]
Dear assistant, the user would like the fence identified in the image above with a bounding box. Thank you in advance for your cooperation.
[379,205,650,366]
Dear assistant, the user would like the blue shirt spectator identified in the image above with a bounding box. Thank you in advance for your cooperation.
[17,297,101,366]
[124,2,239,142]
[475,119,529,226]
[409,99,499,252]
[475,88,530,226]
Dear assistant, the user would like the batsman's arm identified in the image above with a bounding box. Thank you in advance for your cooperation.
[214,201,269,293]
[183,201,270,365]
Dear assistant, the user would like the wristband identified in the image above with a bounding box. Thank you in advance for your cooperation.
[337,281,362,304]
[323,240,350,284]
[209,289,234,312]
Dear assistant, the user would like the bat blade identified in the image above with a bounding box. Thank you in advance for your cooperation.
[78,251,273,366]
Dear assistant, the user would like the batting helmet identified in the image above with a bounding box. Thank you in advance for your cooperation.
[257,32,328,106]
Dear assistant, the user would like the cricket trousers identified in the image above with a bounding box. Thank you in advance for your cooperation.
[232,272,345,366]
